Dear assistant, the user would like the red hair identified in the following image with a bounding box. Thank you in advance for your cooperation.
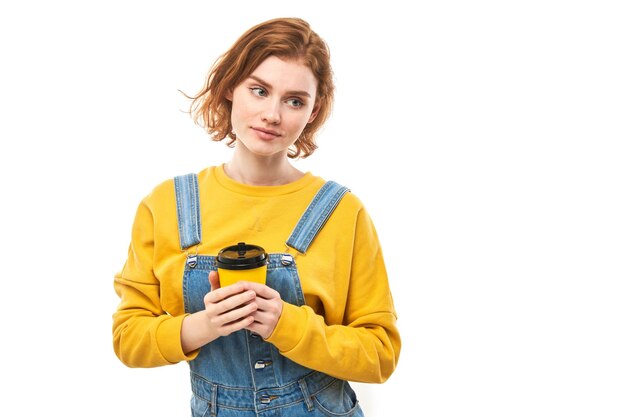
[188,17,334,158]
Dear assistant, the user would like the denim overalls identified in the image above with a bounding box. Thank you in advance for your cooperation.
[174,173,365,417]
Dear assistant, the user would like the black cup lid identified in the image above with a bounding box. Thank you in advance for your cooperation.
[217,242,268,270]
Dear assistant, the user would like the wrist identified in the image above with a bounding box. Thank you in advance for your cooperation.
[181,311,216,353]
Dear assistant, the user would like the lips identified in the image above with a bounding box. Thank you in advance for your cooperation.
[251,127,281,140]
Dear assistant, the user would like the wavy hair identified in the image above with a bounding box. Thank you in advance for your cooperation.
[187,17,334,159]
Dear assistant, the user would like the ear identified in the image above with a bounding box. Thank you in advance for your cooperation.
[225,89,233,101]
[307,103,321,124]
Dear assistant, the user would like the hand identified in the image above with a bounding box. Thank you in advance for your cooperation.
[240,282,284,339]
[181,271,258,353]
[203,271,259,337]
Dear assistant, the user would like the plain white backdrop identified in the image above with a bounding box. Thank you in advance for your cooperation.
[1,1,625,416]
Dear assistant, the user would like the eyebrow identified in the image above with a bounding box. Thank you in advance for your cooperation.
[248,75,312,98]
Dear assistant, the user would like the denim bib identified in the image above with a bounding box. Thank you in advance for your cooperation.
[174,173,364,417]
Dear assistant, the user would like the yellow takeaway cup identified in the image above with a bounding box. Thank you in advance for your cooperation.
[216,242,268,287]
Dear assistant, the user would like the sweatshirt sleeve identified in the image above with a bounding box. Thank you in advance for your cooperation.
[265,207,401,383]
[112,198,198,367]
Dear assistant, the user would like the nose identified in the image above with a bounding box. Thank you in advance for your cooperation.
[261,99,281,125]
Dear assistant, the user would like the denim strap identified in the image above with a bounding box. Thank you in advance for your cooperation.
[174,173,202,250]
[286,181,349,254]
[210,383,217,417]
[298,378,315,412]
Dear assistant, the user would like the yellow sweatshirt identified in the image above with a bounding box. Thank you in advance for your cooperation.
[113,165,400,383]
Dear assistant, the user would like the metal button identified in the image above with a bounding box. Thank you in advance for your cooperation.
[186,255,197,268]
[259,395,278,404]
[281,254,294,265]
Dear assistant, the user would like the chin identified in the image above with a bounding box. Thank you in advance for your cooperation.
[239,139,288,158]
[252,149,286,158]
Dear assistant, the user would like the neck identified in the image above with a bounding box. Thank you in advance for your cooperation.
[225,145,304,186]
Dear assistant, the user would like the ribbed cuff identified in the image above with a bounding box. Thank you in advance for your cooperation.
[265,302,308,352]
[156,314,200,363]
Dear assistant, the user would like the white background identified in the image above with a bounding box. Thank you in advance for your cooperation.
[1,1,625,416]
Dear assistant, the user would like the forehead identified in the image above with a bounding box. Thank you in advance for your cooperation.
[248,56,317,94]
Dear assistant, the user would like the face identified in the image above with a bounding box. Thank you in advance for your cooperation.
[228,56,319,159]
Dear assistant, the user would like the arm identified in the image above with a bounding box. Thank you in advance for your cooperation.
[112,200,260,367]
[112,200,194,367]
[265,208,401,383]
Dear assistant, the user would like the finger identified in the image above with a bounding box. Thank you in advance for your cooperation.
[244,321,263,334]
[216,302,258,326]
[248,310,270,324]
[244,321,272,339]
[251,298,283,323]
[209,271,221,291]
[221,315,256,335]
[212,290,257,315]
[250,296,274,312]
[239,282,281,299]
[205,283,249,304]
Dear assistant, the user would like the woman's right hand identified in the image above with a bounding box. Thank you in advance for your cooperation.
[181,271,258,353]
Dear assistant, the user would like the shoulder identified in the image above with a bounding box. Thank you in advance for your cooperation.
[310,176,367,221]
[142,166,214,211]
[315,177,364,210]
[308,178,381,247]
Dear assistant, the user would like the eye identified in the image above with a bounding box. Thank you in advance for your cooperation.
[286,98,304,108]
[250,87,267,97]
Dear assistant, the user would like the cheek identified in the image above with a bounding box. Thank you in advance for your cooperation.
[230,98,249,124]
[229,105,247,136]
[292,112,314,132]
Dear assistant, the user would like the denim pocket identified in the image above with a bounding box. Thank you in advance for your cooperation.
[190,395,211,417]
[313,379,362,417]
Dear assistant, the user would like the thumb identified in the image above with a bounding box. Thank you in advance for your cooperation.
[209,270,221,291]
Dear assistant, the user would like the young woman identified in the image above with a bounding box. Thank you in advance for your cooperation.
[113,17,400,417]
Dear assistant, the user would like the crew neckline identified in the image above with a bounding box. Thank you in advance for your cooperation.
[214,164,316,197]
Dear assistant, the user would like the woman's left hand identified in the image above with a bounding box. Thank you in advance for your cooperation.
[240,282,284,339]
